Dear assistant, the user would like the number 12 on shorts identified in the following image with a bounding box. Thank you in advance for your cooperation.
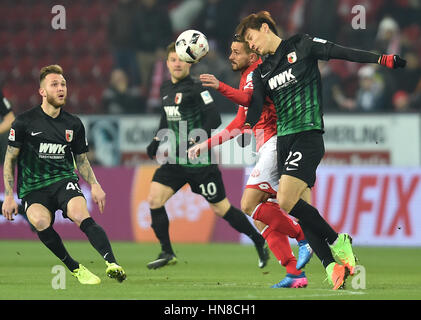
[285,151,302,171]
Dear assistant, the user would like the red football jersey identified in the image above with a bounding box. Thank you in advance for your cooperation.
[208,58,277,151]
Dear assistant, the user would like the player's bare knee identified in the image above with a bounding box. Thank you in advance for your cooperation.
[148,193,166,209]
[67,209,90,226]
[28,213,51,231]
[210,205,225,217]
[276,193,295,213]
[240,199,255,216]
[253,220,267,233]
[210,198,231,217]
[241,189,270,216]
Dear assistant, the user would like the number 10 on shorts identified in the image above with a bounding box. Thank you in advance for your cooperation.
[199,182,217,197]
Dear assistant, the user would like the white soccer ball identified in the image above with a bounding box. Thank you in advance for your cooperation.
[175,30,209,63]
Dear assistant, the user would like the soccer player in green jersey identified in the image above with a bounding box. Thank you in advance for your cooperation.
[145,42,269,269]
[2,65,126,284]
[236,11,406,289]
[0,88,33,230]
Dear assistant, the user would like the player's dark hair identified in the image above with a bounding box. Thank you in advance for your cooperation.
[236,11,278,38]
[166,42,176,59]
[233,34,255,55]
[39,64,63,83]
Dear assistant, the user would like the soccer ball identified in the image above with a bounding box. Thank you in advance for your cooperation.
[175,30,209,63]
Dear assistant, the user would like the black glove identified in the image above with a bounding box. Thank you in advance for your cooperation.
[187,138,196,150]
[379,54,406,69]
[187,136,202,152]
[236,132,252,148]
[146,139,160,159]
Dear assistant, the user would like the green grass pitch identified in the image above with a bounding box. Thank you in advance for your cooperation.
[0,240,420,300]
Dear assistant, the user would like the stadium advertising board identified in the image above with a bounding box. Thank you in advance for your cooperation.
[80,114,421,166]
[323,114,420,166]
[241,166,421,247]
[312,167,421,246]
[130,165,217,243]
[1,167,420,246]
[0,166,243,243]
[0,167,135,240]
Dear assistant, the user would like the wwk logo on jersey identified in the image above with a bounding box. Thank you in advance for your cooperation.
[39,143,67,159]
[164,106,181,121]
[268,68,296,90]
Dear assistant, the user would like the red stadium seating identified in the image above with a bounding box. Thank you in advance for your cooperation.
[2,0,126,114]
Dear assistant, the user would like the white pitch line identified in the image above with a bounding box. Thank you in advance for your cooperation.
[194,290,366,300]
[272,290,366,299]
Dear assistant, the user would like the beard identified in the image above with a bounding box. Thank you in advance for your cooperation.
[46,93,65,108]
[231,61,245,72]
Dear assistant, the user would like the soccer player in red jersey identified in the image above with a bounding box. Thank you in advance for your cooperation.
[189,37,312,288]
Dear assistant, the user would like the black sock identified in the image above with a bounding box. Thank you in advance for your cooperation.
[80,217,117,264]
[299,222,336,268]
[37,226,80,271]
[223,206,265,246]
[289,199,338,268]
[150,207,174,255]
[289,199,338,244]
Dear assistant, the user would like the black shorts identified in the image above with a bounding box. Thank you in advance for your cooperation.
[277,130,325,188]
[152,164,226,203]
[21,178,85,224]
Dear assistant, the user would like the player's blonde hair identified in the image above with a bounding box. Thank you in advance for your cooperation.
[39,64,64,84]
[166,42,176,59]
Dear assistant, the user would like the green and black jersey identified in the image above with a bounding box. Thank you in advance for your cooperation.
[157,76,221,167]
[246,34,379,136]
[8,105,88,198]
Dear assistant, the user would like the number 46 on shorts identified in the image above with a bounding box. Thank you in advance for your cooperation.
[66,181,82,193]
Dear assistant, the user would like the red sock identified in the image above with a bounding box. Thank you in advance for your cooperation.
[262,227,301,275]
[253,202,305,241]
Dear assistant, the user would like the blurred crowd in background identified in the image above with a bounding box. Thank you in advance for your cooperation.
[105,0,421,115]
[1,0,421,116]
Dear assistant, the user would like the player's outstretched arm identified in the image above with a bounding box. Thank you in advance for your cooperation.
[75,153,106,213]
[200,74,252,106]
[328,44,406,68]
[308,34,406,68]
[0,111,15,135]
[2,145,19,220]
[199,74,220,90]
